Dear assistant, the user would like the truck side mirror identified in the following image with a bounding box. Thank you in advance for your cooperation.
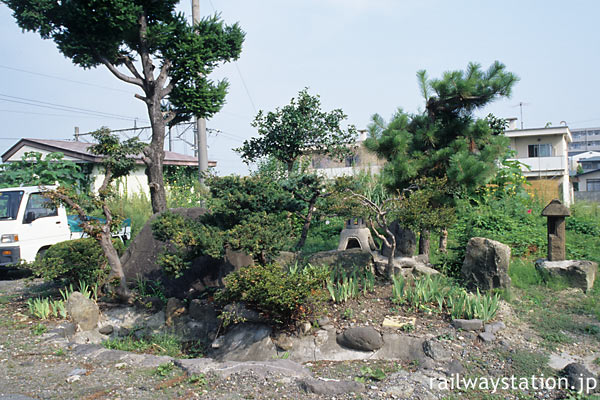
[24,211,36,224]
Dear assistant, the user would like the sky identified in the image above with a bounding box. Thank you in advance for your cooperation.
[1,0,599,175]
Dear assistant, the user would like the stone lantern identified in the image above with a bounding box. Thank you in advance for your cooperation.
[541,199,570,261]
[338,217,376,251]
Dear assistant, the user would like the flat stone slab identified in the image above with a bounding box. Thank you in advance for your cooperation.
[299,378,366,395]
[176,358,311,379]
[382,316,416,329]
[452,319,483,331]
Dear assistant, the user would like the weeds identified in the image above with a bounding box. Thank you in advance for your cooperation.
[325,265,376,303]
[31,323,47,335]
[355,366,387,383]
[154,362,175,377]
[103,333,183,357]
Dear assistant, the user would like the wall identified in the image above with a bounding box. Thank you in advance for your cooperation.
[91,164,150,196]
[574,170,600,192]
[575,192,600,202]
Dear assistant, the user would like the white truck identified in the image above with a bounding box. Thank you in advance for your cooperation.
[0,186,131,266]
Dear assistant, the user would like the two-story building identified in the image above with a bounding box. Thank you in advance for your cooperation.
[504,123,572,206]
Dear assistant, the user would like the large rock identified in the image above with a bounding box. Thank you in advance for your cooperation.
[66,292,99,331]
[381,221,417,257]
[562,363,598,394]
[337,326,383,352]
[121,207,252,298]
[535,259,597,292]
[462,237,511,290]
[305,249,374,273]
[209,323,277,361]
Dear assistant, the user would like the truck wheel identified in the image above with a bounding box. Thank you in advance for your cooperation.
[36,247,49,261]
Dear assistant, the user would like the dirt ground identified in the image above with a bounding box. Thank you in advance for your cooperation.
[1,276,598,400]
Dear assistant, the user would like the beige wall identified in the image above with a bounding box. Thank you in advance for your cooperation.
[510,135,567,159]
[307,142,384,175]
[91,164,150,196]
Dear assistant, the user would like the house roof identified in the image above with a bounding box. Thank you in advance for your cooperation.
[579,156,600,163]
[504,126,572,142]
[1,138,216,167]
[575,168,600,177]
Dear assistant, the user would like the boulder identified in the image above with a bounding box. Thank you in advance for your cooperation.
[121,207,252,298]
[66,292,99,331]
[223,302,263,323]
[562,363,598,394]
[337,326,383,352]
[535,259,597,292]
[209,323,277,361]
[462,237,511,290]
[381,221,417,257]
[305,249,373,274]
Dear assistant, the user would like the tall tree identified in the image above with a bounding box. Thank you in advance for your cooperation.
[236,88,357,172]
[4,0,244,214]
[365,61,518,254]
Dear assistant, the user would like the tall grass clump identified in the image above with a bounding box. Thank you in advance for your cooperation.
[108,193,152,241]
[391,274,500,322]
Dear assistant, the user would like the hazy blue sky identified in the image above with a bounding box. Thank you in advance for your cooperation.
[1,0,599,175]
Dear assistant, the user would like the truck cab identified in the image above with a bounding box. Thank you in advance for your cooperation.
[0,186,71,265]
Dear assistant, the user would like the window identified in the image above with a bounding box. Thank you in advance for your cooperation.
[528,143,552,157]
[587,179,600,192]
[0,191,23,220]
[23,193,57,222]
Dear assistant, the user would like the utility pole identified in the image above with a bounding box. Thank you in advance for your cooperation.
[192,0,209,183]
[74,126,79,141]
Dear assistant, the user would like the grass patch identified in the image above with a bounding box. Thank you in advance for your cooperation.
[103,332,183,358]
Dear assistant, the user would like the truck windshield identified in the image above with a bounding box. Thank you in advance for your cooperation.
[0,191,24,220]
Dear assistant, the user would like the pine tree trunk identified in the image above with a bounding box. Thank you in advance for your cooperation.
[145,101,168,214]
[418,229,430,258]
[99,232,131,302]
[438,228,448,253]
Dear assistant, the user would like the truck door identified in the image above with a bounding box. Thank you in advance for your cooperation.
[19,192,70,260]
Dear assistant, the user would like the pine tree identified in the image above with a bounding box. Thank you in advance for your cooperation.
[365,61,519,254]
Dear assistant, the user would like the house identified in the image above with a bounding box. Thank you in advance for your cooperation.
[504,123,573,206]
[307,131,385,178]
[568,150,600,173]
[1,138,216,196]
[573,169,600,193]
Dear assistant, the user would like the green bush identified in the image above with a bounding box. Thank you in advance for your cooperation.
[31,238,124,286]
[215,264,328,326]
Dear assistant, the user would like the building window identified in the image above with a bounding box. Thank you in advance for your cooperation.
[586,179,600,192]
[528,143,552,157]
[345,154,360,167]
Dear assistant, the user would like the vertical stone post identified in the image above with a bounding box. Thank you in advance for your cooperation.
[541,199,570,261]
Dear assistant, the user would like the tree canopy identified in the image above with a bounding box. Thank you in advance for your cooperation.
[366,61,518,197]
[3,0,244,213]
[236,88,357,172]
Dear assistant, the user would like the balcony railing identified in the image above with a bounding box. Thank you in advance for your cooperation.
[509,156,567,175]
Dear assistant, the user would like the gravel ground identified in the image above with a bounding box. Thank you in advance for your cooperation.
[0,277,597,399]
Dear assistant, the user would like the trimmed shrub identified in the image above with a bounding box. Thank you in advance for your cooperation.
[215,264,328,326]
[31,238,124,285]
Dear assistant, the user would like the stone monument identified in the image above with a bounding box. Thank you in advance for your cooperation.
[541,199,570,261]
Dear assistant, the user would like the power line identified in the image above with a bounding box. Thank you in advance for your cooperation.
[0,64,133,94]
[0,109,133,120]
[206,0,258,114]
[0,93,148,123]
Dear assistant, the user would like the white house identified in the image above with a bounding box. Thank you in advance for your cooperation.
[505,124,573,206]
[1,138,215,196]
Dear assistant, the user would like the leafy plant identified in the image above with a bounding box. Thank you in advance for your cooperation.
[31,237,124,287]
[215,264,327,326]
[154,362,175,377]
[0,151,87,189]
[27,298,51,320]
[355,366,387,383]
[31,323,47,336]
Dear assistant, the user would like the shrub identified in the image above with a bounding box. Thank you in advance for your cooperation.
[215,264,328,326]
[31,238,124,286]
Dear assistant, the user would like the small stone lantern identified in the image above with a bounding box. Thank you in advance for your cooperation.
[338,217,376,251]
[541,199,570,261]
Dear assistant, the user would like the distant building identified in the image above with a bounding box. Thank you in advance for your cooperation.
[1,138,215,196]
[505,123,573,206]
[569,127,600,152]
[307,131,385,178]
